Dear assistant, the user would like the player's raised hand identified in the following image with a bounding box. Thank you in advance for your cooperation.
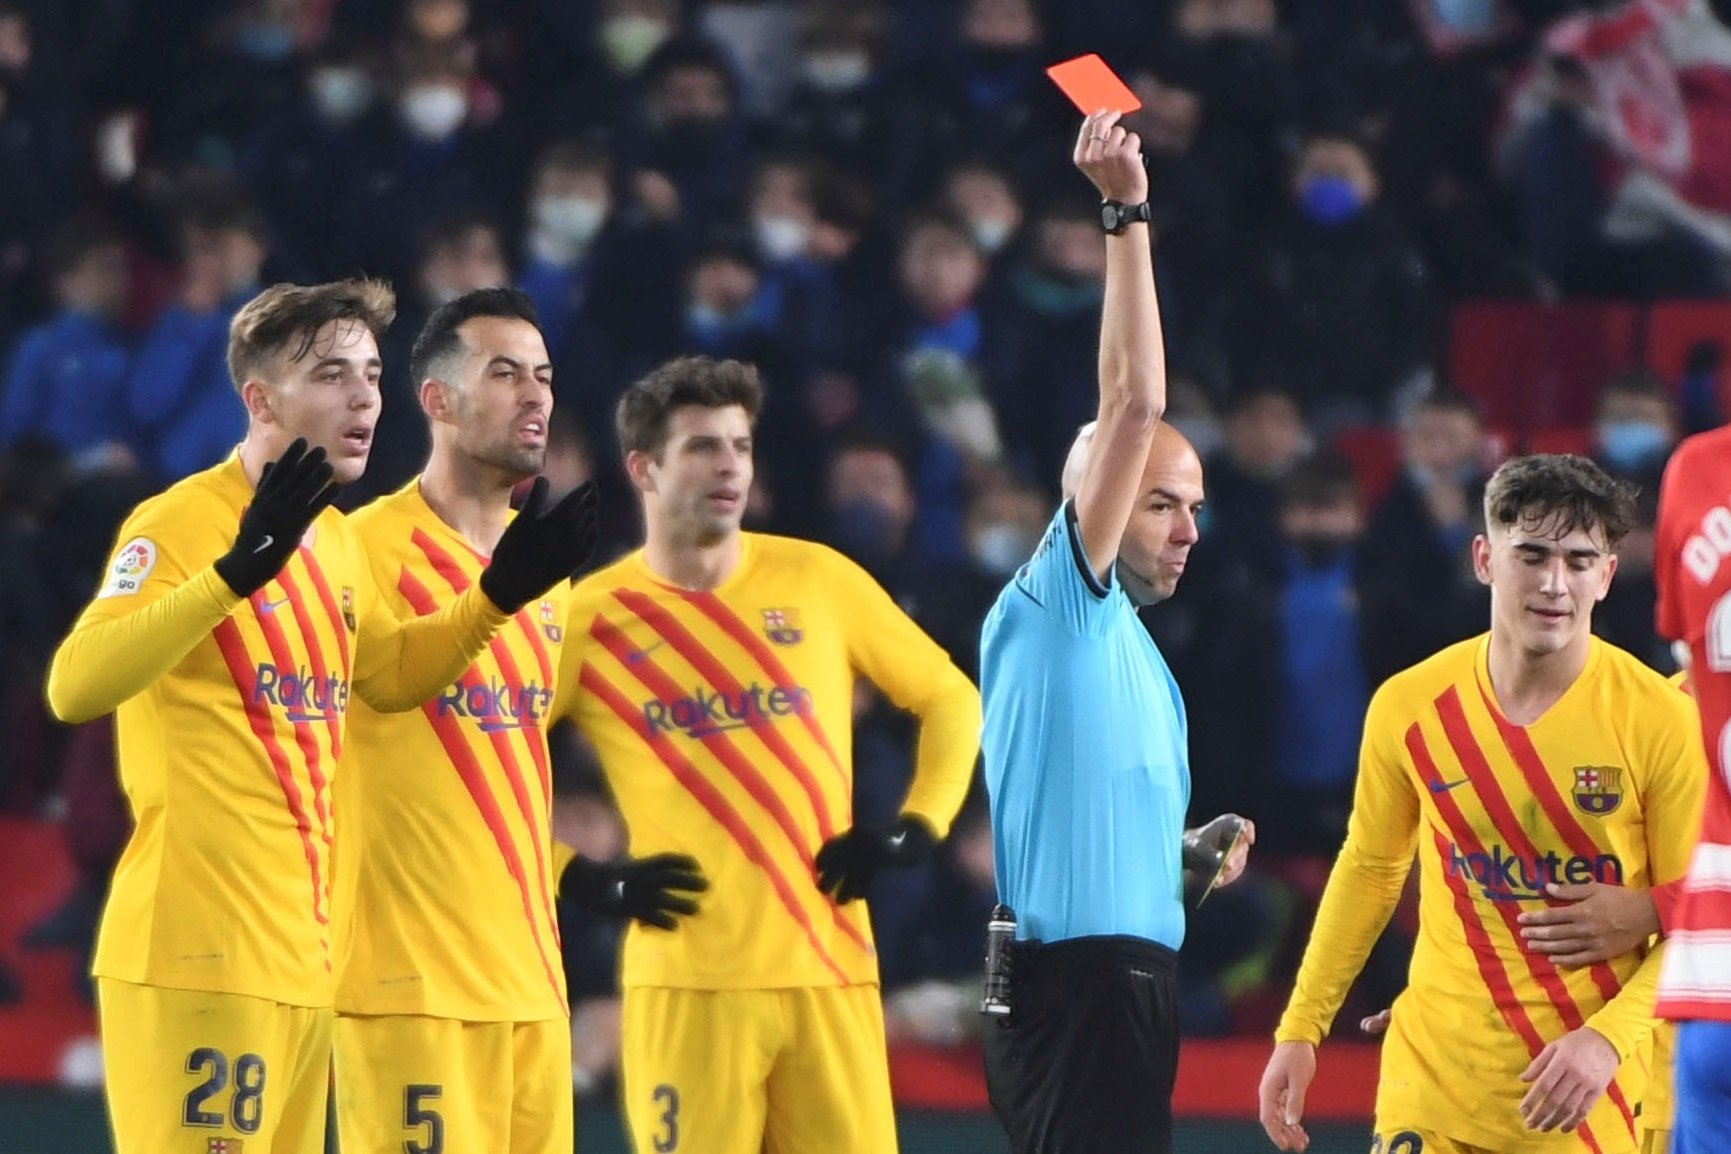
[216,437,339,597]
[1518,1026,1619,1132]
[1518,881,1659,968]
[815,815,937,904]
[1258,1041,1315,1151]
[562,852,708,931]
[480,478,600,612]
[1359,1007,1392,1036]
[1072,109,1148,207]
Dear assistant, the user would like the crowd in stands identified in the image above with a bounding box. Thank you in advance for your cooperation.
[2,0,1730,1095]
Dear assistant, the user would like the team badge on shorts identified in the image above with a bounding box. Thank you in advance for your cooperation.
[762,608,803,645]
[207,1138,245,1153]
[1571,765,1623,815]
[540,599,563,642]
[341,586,357,632]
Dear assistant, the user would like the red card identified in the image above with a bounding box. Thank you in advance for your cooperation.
[1045,53,1142,115]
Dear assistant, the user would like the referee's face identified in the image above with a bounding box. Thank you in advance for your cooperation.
[1118,432,1205,603]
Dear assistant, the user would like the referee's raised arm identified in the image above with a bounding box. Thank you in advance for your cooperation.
[1071,108,1165,583]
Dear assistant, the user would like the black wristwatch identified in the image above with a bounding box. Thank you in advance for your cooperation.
[1100,199,1153,236]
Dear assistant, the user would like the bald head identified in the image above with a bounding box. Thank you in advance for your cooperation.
[1061,420,1200,499]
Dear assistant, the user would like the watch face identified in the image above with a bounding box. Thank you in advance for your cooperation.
[1101,204,1119,231]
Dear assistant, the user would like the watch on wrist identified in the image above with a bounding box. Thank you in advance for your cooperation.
[1100,199,1153,236]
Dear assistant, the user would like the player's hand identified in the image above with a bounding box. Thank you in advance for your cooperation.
[1257,1041,1316,1152]
[1518,882,1659,969]
[216,438,339,597]
[814,815,937,904]
[1360,1008,1392,1036]
[1519,1026,1619,1132]
[1072,110,1148,206]
[561,853,708,931]
[480,478,599,612]
[1182,813,1255,888]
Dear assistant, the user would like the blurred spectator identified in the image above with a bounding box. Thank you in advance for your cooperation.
[1593,476,1675,675]
[0,217,132,462]
[746,154,848,371]
[941,157,1024,268]
[1679,338,1727,434]
[1200,388,1310,578]
[1359,387,1490,684]
[0,1,81,339]
[124,183,268,482]
[1590,367,1680,486]
[625,37,752,235]
[772,1,893,182]
[533,0,682,144]
[1242,130,1436,427]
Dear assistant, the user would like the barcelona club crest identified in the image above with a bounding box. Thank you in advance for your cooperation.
[762,608,803,646]
[340,586,357,632]
[540,599,564,643]
[1571,765,1623,816]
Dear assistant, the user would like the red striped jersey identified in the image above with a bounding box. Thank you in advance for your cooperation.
[1277,636,1705,1151]
[1654,426,1731,1022]
[557,534,978,990]
[58,457,504,1008]
[334,483,571,1021]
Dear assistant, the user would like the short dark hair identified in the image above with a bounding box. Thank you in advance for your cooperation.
[1280,450,1358,510]
[45,214,125,277]
[1483,454,1638,546]
[177,177,265,240]
[410,286,539,385]
[1412,385,1482,421]
[616,356,764,459]
[227,279,396,391]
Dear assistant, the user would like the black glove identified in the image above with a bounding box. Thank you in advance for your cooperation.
[1181,813,1247,874]
[561,852,707,931]
[215,438,339,597]
[480,478,600,612]
[814,815,937,904]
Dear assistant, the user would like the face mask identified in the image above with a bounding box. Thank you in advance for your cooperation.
[802,51,871,94]
[1597,420,1670,472]
[971,523,1035,576]
[657,116,724,156]
[534,195,608,246]
[833,499,901,565]
[686,301,758,347]
[235,21,296,63]
[1429,0,1495,34]
[1290,534,1356,569]
[601,15,671,73]
[970,217,1015,255]
[753,215,810,262]
[1297,174,1366,228]
[311,68,373,124]
[399,84,467,140]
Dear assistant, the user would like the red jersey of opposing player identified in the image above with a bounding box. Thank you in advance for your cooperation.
[1653,425,1731,1022]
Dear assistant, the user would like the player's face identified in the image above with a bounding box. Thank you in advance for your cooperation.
[261,318,382,484]
[1118,441,1205,603]
[1475,515,1618,658]
[641,404,754,545]
[440,315,553,480]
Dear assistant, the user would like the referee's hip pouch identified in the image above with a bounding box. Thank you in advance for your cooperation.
[982,936,1180,1154]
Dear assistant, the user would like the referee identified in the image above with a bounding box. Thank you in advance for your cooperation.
[979,110,1255,1154]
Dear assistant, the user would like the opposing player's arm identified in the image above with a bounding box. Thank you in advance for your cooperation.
[1069,110,1165,583]
[1276,686,1422,1046]
[838,553,981,838]
[46,500,242,723]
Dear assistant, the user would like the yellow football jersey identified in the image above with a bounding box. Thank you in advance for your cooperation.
[46,456,505,1008]
[335,482,572,1021]
[1277,636,1706,1151]
[557,533,979,990]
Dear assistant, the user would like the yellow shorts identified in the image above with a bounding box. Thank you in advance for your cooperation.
[96,977,332,1154]
[1372,1123,1637,1154]
[1641,1129,1670,1154]
[332,1013,573,1154]
[620,985,895,1154]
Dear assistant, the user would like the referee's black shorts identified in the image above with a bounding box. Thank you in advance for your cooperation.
[982,935,1179,1154]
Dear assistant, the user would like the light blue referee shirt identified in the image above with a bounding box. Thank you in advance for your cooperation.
[980,501,1190,949]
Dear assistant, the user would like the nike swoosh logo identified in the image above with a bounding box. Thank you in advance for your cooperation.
[627,640,666,664]
[259,596,291,614]
[1429,778,1471,794]
[888,831,907,850]
[252,534,275,554]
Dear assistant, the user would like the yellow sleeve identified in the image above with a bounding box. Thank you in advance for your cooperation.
[832,551,981,838]
[350,569,510,713]
[1275,683,1421,1045]
[46,498,245,724]
[1585,941,1665,1060]
[551,839,577,884]
[550,585,592,724]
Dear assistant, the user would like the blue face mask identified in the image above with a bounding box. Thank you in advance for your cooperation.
[1298,175,1366,228]
[1430,0,1495,34]
[235,21,297,63]
[1597,420,1670,472]
[832,499,901,566]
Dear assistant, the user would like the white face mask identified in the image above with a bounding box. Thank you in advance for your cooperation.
[754,215,810,262]
[971,523,1036,576]
[970,217,1015,255]
[399,84,468,140]
[534,195,609,246]
[311,67,373,124]
[803,51,871,94]
[601,15,672,73]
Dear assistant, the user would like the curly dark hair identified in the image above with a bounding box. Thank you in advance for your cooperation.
[615,356,764,459]
[1482,454,1639,546]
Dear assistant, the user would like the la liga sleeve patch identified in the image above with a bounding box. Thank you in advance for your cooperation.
[97,537,157,599]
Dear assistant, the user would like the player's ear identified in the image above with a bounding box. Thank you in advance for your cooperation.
[1596,552,1618,601]
[624,449,657,494]
[420,376,455,423]
[240,378,277,425]
[1471,534,1493,586]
